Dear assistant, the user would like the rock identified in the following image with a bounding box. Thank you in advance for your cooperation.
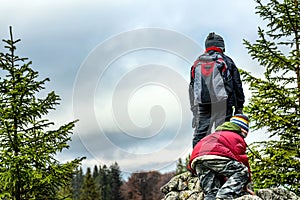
[163,191,180,200]
[161,172,203,200]
[160,172,300,200]
[234,195,262,200]
[256,188,300,200]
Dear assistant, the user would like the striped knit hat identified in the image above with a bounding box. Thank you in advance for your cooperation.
[230,114,249,137]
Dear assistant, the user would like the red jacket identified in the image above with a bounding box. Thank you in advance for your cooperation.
[189,122,251,180]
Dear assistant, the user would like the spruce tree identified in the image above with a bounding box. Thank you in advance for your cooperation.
[175,155,190,175]
[0,27,84,199]
[242,0,300,194]
[109,162,123,200]
[72,167,84,200]
[57,182,73,200]
[98,165,111,200]
[79,167,100,200]
[93,165,99,180]
[175,158,185,175]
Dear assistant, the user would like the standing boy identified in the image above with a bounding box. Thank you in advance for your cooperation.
[189,32,245,147]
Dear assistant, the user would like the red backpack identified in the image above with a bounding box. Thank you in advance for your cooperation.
[191,51,228,104]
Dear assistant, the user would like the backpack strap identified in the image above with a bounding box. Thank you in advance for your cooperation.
[191,59,200,79]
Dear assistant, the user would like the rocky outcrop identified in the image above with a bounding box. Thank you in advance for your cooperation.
[160,172,300,200]
[160,171,202,200]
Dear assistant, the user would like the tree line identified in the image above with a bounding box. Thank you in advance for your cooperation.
[58,162,174,200]
[69,162,122,200]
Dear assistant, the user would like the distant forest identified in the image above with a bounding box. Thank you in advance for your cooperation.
[68,162,175,200]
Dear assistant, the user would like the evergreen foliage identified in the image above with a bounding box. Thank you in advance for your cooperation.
[71,163,123,200]
[175,158,185,175]
[71,163,171,199]
[72,167,84,200]
[93,165,99,180]
[0,27,84,199]
[242,0,300,194]
[109,162,123,200]
[57,182,73,200]
[175,155,190,175]
[98,165,111,200]
[79,167,100,200]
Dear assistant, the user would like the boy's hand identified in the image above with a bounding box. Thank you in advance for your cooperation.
[242,185,255,195]
[245,187,255,195]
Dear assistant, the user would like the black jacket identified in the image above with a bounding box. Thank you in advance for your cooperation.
[189,50,245,111]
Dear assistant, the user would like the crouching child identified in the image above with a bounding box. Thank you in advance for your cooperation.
[188,114,254,200]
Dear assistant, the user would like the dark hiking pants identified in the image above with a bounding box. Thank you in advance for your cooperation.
[192,101,232,147]
[195,159,249,200]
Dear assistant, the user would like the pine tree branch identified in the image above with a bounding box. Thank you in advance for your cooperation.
[293,0,300,109]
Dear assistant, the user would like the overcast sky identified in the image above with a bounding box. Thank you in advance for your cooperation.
[1,0,270,176]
